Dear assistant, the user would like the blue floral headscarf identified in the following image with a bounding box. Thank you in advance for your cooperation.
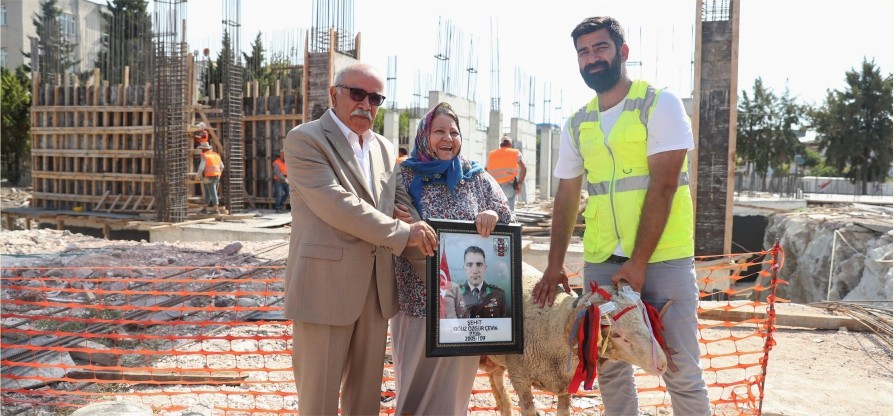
[400,102,484,213]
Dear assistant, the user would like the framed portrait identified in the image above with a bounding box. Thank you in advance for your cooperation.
[425,219,523,357]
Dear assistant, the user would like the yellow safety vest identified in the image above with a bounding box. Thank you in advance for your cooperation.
[568,80,694,264]
[487,148,520,185]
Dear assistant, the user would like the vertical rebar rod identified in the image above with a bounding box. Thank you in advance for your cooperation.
[221,0,244,213]
[153,0,188,223]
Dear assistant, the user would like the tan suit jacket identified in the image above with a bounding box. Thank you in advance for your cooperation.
[283,110,413,325]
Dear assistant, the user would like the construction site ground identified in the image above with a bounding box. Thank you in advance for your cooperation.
[1,186,891,415]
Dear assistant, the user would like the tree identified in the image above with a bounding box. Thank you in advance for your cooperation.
[736,78,805,189]
[208,32,235,87]
[1,66,32,184]
[809,59,893,192]
[28,0,80,78]
[242,32,266,83]
[95,0,153,85]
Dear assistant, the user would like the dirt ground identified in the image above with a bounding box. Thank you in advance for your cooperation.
[0,181,891,415]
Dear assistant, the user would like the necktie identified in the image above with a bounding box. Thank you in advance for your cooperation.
[472,288,480,300]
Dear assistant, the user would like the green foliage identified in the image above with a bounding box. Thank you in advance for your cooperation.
[95,0,153,85]
[736,78,805,181]
[373,107,385,134]
[207,32,235,87]
[28,0,80,77]
[809,59,893,188]
[400,110,411,140]
[242,32,266,83]
[1,66,32,184]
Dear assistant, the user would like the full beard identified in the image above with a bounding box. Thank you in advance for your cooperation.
[580,52,623,93]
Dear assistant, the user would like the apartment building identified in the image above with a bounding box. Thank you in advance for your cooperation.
[1,0,106,72]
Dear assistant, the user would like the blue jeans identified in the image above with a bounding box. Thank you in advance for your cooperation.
[274,181,290,210]
[500,182,516,212]
[583,258,710,416]
[203,176,220,206]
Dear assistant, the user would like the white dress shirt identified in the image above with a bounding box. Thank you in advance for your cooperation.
[329,109,375,191]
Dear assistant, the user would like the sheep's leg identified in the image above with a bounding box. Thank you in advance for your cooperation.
[516,387,538,416]
[505,372,539,416]
[556,393,571,416]
[481,357,513,416]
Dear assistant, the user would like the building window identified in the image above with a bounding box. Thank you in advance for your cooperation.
[59,13,77,42]
[1,3,7,27]
[1,48,7,69]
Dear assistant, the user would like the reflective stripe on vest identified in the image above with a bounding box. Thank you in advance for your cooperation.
[570,80,694,264]
[587,171,690,196]
[487,148,520,185]
[203,152,223,177]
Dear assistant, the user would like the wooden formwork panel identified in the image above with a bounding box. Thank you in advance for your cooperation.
[31,75,304,214]
[31,76,156,213]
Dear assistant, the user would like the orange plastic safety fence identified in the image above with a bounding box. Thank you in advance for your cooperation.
[1,248,784,415]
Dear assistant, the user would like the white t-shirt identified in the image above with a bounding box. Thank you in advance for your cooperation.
[553,88,693,179]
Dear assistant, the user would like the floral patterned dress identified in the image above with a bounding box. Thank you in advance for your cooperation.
[395,155,516,318]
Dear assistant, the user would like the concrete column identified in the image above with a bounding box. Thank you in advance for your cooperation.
[538,124,553,201]
[408,117,420,142]
[383,111,400,150]
[487,109,503,154]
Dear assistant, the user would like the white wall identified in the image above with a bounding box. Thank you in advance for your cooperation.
[509,118,537,204]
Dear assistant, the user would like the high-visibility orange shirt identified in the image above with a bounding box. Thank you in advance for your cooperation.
[202,151,223,177]
[273,158,288,178]
[486,148,520,185]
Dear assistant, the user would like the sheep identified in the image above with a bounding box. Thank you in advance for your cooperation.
[481,263,669,416]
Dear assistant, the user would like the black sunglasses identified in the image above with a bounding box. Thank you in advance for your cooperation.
[335,85,386,106]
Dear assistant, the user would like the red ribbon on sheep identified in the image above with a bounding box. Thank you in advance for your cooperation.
[567,281,675,394]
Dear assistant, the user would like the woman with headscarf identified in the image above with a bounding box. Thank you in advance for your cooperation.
[391,102,515,414]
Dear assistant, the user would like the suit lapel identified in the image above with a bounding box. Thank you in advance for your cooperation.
[321,112,375,203]
[368,138,384,206]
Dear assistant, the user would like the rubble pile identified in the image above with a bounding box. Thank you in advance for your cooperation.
[764,203,893,305]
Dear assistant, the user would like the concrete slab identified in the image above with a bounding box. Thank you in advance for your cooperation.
[150,210,291,243]
[699,301,866,331]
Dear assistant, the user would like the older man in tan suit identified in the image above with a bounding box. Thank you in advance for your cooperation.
[283,63,438,415]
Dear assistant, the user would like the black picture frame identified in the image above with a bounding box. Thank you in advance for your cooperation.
[425,218,524,357]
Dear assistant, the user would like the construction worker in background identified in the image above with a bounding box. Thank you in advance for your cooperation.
[486,135,527,212]
[272,149,290,213]
[192,122,209,148]
[195,142,224,215]
[395,146,409,166]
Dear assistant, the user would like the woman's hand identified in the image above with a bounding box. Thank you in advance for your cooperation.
[393,203,413,224]
[475,210,499,237]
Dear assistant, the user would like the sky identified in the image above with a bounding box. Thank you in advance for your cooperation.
[167,0,892,126]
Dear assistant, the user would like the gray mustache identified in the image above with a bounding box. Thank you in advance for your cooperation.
[351,109,373,120]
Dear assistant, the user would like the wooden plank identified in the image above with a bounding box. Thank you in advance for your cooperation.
[94,190,110,210]
[31,149,153,157]
[68,340,119,366]
[106,194,123,213]
[65,369,246,384]
[32,105,153,112]
[32,172,155,181]
[132,194,145,211]
[148,218,217,230]
[119,194,135,211]
[31,126,154,134]
[243,114,303,122]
